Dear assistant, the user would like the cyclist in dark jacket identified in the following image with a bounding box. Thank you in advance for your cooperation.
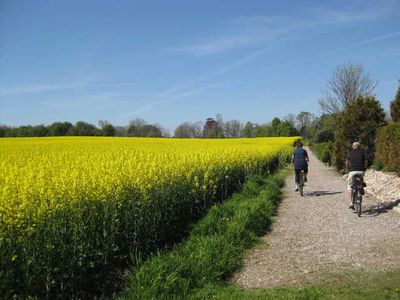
[346,142,365,209]
[291,141,309,191]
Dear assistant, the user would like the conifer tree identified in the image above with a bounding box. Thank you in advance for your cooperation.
[390,83,400,122]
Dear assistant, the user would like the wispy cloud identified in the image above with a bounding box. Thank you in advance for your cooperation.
[324,30,400,56]
[168,17,295,56]
[40,92,125,111]
[128,0,398,116]
[348,31,400,47]
[0,82,136,96]
[169,1,397,56]
[123,82,242,117]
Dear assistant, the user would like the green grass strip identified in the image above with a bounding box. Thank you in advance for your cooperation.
[196,269,400,300]
[118,173,285,299]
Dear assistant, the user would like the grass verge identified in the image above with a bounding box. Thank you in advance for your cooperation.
[199,268,400,299]
[118,172,285,299]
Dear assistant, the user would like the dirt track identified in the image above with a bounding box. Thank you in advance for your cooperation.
[233,147,400,289]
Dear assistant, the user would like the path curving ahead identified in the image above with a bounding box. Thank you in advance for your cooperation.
[233,147,400,289]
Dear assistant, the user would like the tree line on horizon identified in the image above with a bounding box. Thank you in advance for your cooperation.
[0,112,315,139]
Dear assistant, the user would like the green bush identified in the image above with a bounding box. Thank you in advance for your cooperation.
[372,159,384,171]
[375,122,400,171]
[315,130,334,143]
[390,86,400,122]
[334,96,386,171]
[311,142,334,166]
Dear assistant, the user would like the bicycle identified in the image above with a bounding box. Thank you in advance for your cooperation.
[297,169,306,196]
[351,174,365,217]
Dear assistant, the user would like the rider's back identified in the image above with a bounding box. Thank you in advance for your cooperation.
[347,149,365,171]
[293,148,308,169]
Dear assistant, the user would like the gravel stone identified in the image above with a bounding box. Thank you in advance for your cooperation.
[232,147,400,289]
[364,169,400,209]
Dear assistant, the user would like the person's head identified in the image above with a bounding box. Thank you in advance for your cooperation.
[296,141,303,148]
[352,142,361,149]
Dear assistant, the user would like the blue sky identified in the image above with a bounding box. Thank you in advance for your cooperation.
[1,0,399,132]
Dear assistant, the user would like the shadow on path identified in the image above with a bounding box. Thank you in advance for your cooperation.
[304,191,343,197]
[362,199,400,217]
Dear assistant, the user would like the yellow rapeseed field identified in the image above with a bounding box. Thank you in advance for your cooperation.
[0,137,296,223]
[0,136,297,297]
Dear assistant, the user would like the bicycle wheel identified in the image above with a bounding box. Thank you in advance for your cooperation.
[357,191,362,217]
[299,173,304,196]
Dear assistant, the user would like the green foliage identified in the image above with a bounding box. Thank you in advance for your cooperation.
[276,120,297,136]
[372,159,384,171]
[310,114,337,143]
[68,121,98,136]
[240,118,298,138]
[49,121,73,136]
[315,130,334,143]
[241,122,255,137]
[101,124,116,136]
[310,142,334,165]
[0,126,6,137]
[0,120,167,138]
[271,117,281,131]
[375,122,400,171]
[0,124,51,137]
[119,174,285,299]
[296,111,312,137]
[334,96,386,171]
[126,119,164,137]
[390,86,400,122]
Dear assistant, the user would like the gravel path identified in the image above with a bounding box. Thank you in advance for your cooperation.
[233,147,400,289]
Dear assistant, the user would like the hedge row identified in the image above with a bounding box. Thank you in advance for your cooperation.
[309,142,334,166]
[375,122,400,171]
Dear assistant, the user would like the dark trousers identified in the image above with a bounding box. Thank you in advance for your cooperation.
[295,167,308,184]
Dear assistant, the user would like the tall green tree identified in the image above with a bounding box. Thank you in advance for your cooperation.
[174,122,194,138]
[276,120,297,136]
[127,118,147,136]
[271,117,281,136]
[241,122,254,137]
[0,125,7,137]
[68,121,97,136]
[334,95,386,170]
[49,122,73,136]
[390,84,400,122]
[32,125,49,136]
[296,111,312,137]
[98,120,116,136]
[311,114,337,143]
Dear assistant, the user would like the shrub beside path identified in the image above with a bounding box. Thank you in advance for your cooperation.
[232,147,400,289]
